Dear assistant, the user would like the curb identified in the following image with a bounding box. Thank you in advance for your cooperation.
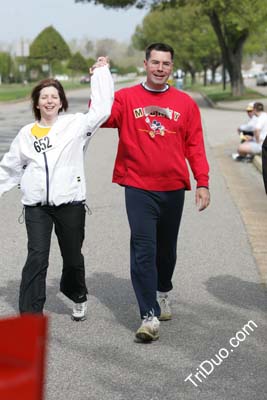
[198,91,250,111]
[253,155,262,173]
[199,91,217,108]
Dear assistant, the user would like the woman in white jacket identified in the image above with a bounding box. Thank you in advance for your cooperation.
[0,57,114,320]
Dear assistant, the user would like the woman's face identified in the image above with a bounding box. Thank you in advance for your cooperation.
[37,86,62,121]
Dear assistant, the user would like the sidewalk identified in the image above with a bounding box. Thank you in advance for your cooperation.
[197,91,267,285]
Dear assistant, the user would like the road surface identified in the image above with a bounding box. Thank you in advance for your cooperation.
[0,82,266,400]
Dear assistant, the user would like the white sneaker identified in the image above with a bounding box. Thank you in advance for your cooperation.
[158,294,172,321]
[71,301,87,321]
[135,315,160,342]
[231,153,245,161]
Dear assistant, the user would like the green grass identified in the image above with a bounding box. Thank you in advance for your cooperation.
[0,84,34,101]
[0,81,86,102]
[188,82,265,103]
[1,79,265,103]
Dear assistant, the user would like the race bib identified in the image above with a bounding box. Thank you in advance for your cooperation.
[33,136,54,154]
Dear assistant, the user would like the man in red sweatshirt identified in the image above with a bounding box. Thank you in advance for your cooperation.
[103,42,210,342]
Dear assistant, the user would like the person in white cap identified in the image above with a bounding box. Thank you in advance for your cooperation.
[233,102,267,161]
[232,102,258,161]
[237,102,258,142]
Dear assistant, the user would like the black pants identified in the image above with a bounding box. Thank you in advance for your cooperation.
[125,187,185,319]
[262,135,267,194]
[19,203,88,313]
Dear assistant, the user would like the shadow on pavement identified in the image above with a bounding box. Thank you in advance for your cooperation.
[205,275,267,312]
[87,272,137,330]
[0,279,70,315]
[0,280,19,312]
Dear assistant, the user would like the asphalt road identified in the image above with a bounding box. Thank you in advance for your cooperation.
[0,82,267,400]
[244,77,267,96]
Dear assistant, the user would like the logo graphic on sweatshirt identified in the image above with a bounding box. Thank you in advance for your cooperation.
[146,119,165,138]
[133,105,180,121]
[133,105,179,138]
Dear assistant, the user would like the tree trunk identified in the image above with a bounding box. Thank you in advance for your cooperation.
[228,53,244,96]
[184,63,196,85]
[185,63,196,85]
[203,66,207,86]
[191,70,196,85]
[210,61,221,84]
[208,10,248,97]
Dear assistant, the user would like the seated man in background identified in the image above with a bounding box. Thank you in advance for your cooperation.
[237,102,257,143]
[232,102,267,162]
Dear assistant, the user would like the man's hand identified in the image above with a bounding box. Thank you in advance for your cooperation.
[195,187,210,211]
[89,56,110,74]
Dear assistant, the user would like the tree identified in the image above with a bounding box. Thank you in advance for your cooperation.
[68,52,88,75]
[94,38,143,69]
[132,4,221,85]
[244,27,267,60]
[75,0,267,96]
[84,40,95,57]
[0,52,13,83]
[178,0,267,95]
[68,38,95,58]
[30,26,71,76]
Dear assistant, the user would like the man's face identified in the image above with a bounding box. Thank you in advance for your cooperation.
[144,50,173,90]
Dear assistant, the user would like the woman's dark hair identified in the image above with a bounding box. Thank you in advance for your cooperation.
[31,78,68,121]
[145,43,174,61]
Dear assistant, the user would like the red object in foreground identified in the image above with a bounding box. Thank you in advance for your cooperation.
[0,314,48,400]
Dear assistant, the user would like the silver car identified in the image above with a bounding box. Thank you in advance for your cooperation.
[256,71,267,86]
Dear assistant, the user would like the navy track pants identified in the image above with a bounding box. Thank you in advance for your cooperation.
[125,186,185,319]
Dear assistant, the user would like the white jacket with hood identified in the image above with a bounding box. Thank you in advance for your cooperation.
[0,65,114,206]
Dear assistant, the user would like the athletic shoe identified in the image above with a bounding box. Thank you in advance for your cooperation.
[158,295,172,321]
[71,301,87,321]
[232,153,245,161]
[135,315,160,342]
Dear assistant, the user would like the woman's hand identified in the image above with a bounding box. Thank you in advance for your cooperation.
[89,56,110,74]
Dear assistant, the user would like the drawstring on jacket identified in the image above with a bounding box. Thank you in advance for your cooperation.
[18,207,25,224]
[84,203,92,216]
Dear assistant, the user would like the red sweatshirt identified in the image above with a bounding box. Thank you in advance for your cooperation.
[103,84,209,191]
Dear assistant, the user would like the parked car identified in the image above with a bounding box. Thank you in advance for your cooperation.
[256,72,267,86]
[80,75,91,84]
[54,74,69,81]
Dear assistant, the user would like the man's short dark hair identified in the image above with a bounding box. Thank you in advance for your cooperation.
[145,43,174,61]
[253,102,264,112]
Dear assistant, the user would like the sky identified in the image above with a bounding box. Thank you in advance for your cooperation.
[0,0,148,47]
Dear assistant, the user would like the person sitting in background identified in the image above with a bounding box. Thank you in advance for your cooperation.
[232,102,257,161]
[232,102,267,162]
[237,102,257,143]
